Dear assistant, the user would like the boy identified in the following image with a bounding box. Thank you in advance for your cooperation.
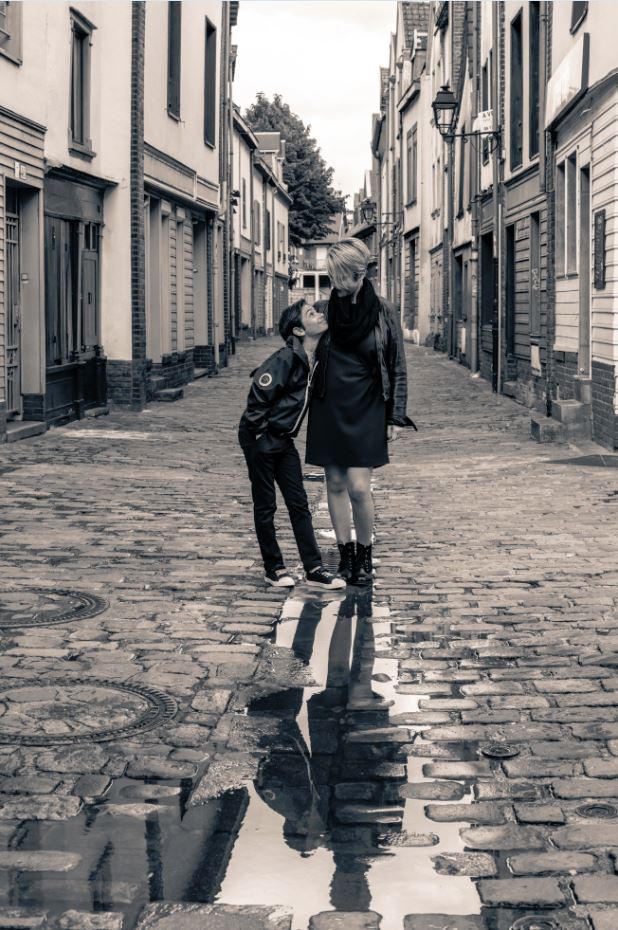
[238,300,345,590]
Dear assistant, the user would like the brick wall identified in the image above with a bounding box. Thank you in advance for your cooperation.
[22,395,45,421]
[553,352,578,401]
[592,360,618,450]
[146,350,195,400]
[107,361,134,405]
[194,345,216,374]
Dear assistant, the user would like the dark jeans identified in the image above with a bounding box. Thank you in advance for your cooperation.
[239,428,322,574]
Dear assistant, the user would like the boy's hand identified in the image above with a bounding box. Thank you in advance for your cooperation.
[387,425,401,442]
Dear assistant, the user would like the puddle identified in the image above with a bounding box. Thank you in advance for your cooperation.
[215,590,482,930]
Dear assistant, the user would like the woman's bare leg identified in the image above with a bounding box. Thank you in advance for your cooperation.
[325,465,352,544]
[346,467,374,546]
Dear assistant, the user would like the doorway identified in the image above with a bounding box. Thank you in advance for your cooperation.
[579,165,591,378]
[5,186,21,418]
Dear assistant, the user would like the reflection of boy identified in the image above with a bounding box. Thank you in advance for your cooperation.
[238,300,346,590]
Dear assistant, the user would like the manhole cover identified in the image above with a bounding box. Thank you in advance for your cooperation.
[481,742,521,759]
[0,679,177,745]
[509,918,559,930]
[0,589,108,629]
[575,802,618,819]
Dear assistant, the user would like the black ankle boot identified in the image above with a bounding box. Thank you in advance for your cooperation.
[337,542,355,582]
[353,543,373,586]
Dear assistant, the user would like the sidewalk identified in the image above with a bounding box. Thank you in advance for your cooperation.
[0,341,617,930]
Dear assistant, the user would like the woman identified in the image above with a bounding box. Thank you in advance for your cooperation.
[306,238,416,586]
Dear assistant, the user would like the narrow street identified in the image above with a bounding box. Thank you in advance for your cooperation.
[1,340,618,930]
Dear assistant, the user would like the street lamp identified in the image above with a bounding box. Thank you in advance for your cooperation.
[431,83,501,362]
[432,84,459,139]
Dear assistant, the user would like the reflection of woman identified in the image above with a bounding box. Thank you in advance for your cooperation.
[306,239,416,586]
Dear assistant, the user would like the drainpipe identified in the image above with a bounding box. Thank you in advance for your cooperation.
[250,149,256,339]
[271,183,276,329]
[130,2,146,410]
[469,0,480,374]
[492,0,502,393]
[398,101,405,326]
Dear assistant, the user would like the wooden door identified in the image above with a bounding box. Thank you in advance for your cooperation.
[5,190,21,417]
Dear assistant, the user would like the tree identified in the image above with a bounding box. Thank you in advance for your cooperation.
[245,93,346,247]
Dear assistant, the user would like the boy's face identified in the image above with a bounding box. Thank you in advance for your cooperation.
[299,303,328,337]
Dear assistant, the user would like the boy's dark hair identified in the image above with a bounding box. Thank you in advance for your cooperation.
[279,299,306,341]
[314,299,329,319]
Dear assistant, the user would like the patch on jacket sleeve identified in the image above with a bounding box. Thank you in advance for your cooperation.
[257,372,273,388]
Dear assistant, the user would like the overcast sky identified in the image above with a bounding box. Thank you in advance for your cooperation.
[232,0,398,205]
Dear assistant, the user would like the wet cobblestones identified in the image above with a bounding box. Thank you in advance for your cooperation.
[0,342,617,927]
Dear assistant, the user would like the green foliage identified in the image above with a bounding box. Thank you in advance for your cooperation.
[245,93,346,247]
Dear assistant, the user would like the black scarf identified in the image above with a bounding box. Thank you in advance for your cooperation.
[327,278,380,348]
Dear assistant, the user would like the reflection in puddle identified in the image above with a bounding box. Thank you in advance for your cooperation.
[0,590,482,929]
[217,591,481,930]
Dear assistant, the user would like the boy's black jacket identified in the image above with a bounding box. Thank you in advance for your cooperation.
[239,334,315,439]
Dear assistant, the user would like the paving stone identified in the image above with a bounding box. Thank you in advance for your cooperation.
[0,909,48,928]
[35,747,110,774]
[378,831,439,847]
[514,803,566,824]
[502,758,578,778]
[0,850,81,871]
[422,761,493,779]
[403,918,483,930]
[508,851,598,875]
[459,824,547,850]
[73,775,112,798]
[475,781,543,801]
[477,877,566,906]
[574,875,618,903]
[553,779,618,799]
[57,912,124,929]
[425,801,506,824]
[399,781,465,801]
[589,911,618,930]
[0,795,81,821]
[134,903,292,930]
[585,759,618,778]
[552,824,618,848]
[308,913,381,930]
[125,759,197,780]
[0,775,59,794]
[432,852,497,877]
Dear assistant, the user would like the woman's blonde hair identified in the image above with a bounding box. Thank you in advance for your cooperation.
[327,238,370,283]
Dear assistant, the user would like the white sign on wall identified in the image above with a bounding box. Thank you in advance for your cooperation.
[545,33,589,129]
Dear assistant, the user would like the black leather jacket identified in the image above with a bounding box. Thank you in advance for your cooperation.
[239,335,317,440]
[314,295,416,429]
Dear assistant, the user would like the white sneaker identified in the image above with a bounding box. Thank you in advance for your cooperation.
[265,568,295,588]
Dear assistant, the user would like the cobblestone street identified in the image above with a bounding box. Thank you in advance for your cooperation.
[1,339,618,930]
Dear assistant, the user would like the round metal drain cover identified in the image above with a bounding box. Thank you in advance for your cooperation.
[480,742,521,759]
[0,589,108,629]
[576,802,618,819]
[509,918,560,930]
[0,679,177,745]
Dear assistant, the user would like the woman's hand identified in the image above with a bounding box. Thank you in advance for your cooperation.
[387,424,401,442]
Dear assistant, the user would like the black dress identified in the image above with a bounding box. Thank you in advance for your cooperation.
[306,330,388,468]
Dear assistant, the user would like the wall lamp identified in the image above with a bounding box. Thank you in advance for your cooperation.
[432,83,501,147]
[360,199,402,229]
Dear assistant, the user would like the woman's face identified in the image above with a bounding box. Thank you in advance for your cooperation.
[332,269,364,298]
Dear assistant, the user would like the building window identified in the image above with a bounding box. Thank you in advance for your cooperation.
[457,125,466,217]
[242,178,247,230]
[254,200,261,246]
[570,1,588,33]
[265,208,271,251]
[204,18,216,146]
[481,59,490,165]
[70,10,95,155]
[407,124,418,204]
[556,161,565,276]
[0,1,22,63]
[529,212,541,338]
[510,10,523,171]
[167,1,182,119]
[556,154,578,277]
[529,2,540,159]
[566,153,577,274]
